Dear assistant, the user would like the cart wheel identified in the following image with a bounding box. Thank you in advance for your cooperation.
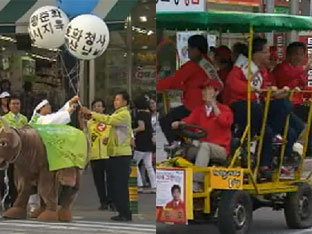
[284,183,312,229]
[218,190,253,234]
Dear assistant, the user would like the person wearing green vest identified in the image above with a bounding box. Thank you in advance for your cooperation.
[81,91,132,222]
[1,96,28,210]
[87,99,113,211]
[3,96,28,128]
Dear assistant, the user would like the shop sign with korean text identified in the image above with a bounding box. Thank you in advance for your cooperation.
[156,0,206,12]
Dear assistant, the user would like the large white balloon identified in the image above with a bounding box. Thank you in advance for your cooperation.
[28,6,69,49]
[64,14,110,60]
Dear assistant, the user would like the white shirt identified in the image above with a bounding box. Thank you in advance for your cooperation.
[36,101,71,125]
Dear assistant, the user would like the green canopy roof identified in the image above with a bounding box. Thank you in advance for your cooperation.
[156,11,312,32]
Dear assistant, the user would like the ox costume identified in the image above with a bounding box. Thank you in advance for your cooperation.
[28,99,85,211]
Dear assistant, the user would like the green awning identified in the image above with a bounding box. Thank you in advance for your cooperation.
[157,11,312,32]
[0,0,137,34]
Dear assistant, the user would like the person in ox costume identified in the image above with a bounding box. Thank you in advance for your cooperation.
[28,96,78,215]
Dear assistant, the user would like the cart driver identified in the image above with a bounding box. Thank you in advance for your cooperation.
[157,35,223,150]
[172,80,233,191]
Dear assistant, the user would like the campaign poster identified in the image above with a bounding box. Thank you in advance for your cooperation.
[156,168,187,224]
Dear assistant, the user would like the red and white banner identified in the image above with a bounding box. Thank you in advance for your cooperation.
[207,0,259,6]
[156,0,206,12]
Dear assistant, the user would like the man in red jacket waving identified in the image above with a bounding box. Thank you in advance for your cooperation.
[172,80,233,191]
[157,35,223,149]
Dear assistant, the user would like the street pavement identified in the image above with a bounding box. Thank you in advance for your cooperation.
[0,167,156,234]
[156,126,312,234]
[157,208,312,234]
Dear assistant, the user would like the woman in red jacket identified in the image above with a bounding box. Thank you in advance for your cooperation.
[157,35,223,149]
[172,79,232,191]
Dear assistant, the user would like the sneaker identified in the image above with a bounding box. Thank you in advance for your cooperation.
[280,166,292,177]
[273,135,284,145]
[145,188,156,194]
[138,187,144,193]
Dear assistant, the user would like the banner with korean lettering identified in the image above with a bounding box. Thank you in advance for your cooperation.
[176,31,207,65]
[156,168,193,224]
[156,0,206,12]
[299,35,312,87]
[28,6,69,49]
[273,33,286,62]
[207,0,259,6]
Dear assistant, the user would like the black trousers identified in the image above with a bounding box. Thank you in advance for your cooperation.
[90,159,111,206]
[159,105,190,144]
[293,104,312,155]
[108,156,132,217]
[0,164,17,208]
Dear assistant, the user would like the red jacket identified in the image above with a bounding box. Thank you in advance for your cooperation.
[224,66,271,105]
[156,59,211,111]
[165,199,185,210]
[272,60,309,105]
[182,103,233,155]
[218,67,232,103]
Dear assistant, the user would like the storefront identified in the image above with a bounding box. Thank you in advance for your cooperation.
[0,0,155,113]
[93,0,156,109]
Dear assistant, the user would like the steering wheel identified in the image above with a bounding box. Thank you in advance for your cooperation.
[177,123,207,140]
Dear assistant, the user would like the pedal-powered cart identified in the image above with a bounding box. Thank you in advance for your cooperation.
[156,11,312,234]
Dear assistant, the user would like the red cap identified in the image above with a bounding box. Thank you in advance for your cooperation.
[215,46,232,60]
[200,80,222,91]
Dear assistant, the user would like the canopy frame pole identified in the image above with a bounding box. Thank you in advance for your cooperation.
[247,24,257,188]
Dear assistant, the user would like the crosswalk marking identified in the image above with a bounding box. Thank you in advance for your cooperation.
[0,219,156,234]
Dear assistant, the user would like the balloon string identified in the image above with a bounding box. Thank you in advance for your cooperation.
[59,52,78,95]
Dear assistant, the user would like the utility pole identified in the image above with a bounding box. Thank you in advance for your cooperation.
[266,0,275,45]
[289,0,299,42]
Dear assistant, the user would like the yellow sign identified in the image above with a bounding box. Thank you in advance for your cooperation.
[210,167,243,190]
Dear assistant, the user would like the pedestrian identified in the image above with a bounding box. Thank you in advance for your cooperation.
[80,91,133,222]
[133,96,156,193]
[1,96,28,209]
[157,35,223,150]
[0,92,10,116]
[87,99,113,211]
[149,97,157,170]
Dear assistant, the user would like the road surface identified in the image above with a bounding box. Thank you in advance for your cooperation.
[0,167,156,234]
[157,207,312,234]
